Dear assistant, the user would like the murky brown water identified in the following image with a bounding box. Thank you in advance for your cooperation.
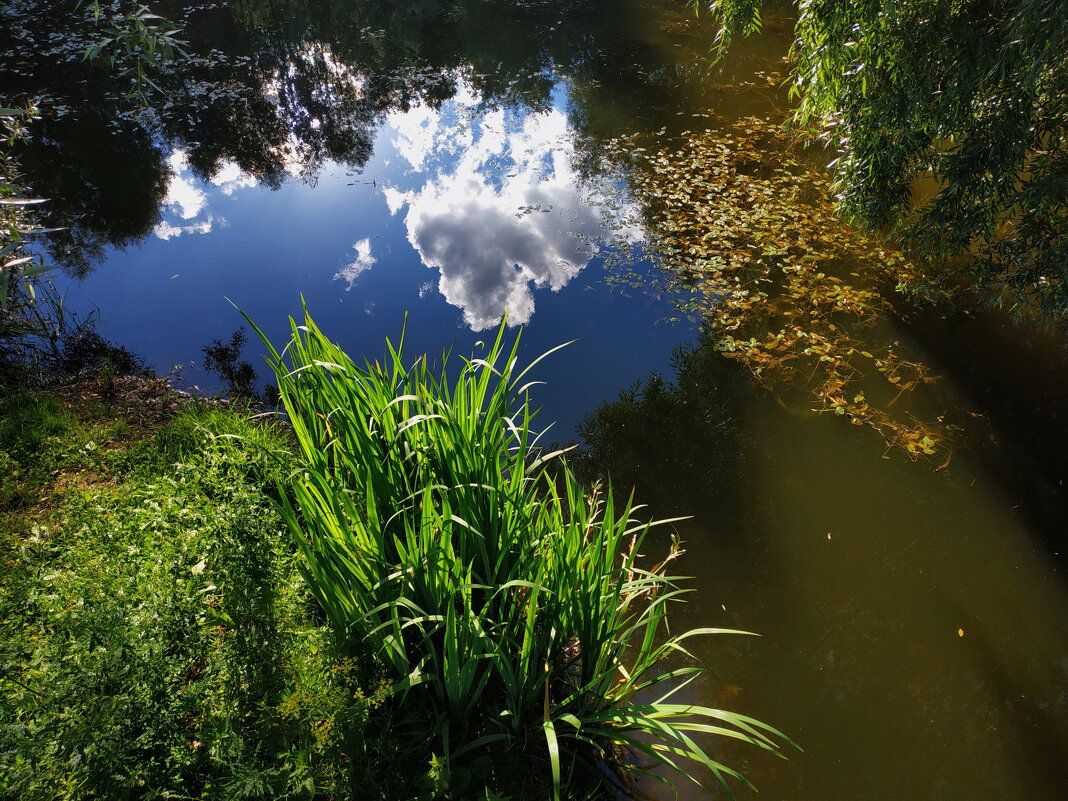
[605,305,1068,800]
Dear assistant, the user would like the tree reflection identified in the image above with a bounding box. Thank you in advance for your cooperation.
[0,0,723,274]
[14,110,168,276]
[573,332,754,524]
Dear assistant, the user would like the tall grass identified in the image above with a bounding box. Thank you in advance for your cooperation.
[248,306,793,798]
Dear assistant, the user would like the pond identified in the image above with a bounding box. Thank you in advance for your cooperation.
[3,1,1067,799]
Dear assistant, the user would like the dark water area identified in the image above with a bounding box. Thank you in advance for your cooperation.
[3,1,1067,799]
[579,320,1068,800]
[901,304,1068,544]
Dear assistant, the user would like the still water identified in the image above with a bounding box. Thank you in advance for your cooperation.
[3,1,1066,798]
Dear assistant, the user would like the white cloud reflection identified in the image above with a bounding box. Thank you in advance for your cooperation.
[381,86,642,330]
[334,238,378,289]
[210,160,259,195]
[162,151,207,221]
[154,152,258,240]
[154,217,217,241]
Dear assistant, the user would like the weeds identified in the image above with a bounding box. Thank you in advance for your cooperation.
[249,306,795,799]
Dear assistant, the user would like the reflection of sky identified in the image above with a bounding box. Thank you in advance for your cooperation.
[63,80,688,437]
[154,151,258,240]
[152,81,641,329]
[374,82,642,329]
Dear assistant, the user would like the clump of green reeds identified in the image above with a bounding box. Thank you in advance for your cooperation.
[247,305,793,798]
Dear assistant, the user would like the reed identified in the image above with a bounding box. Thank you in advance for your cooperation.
[247,305,793,798]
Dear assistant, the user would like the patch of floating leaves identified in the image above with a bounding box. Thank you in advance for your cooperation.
[603,114,949,459]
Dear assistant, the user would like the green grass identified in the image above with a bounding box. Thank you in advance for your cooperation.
[0,395,383,800]
[0,390,125,508]
[0,391,72,457]
[247,306,795,799]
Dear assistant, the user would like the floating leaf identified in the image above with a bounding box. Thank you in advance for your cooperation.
[600,113,948,460]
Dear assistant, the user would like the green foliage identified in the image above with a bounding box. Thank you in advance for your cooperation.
[1,279,152,390]
[698,0,1068,322]
[0,390,74,506]
[81,2,190,99]
[134,402,288,478]
[0,390,71,459]
[1,105,148,389]
[0,400,378,800]
[0,388,126,507]
[248,306,795,799]
[0,106,51,313]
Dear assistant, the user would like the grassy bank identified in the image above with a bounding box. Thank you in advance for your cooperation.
[0,383,385,800]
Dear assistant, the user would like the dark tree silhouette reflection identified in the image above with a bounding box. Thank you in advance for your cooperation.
[574,332,758,525]
[0,0,727,274]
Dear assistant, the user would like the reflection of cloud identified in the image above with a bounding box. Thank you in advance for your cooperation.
[390,104,441,173]
[383,186,408,216]
[154,217,217,241]
[333,238,377,289]
[210,160,258,195]
[156,150,255,240]
[389,85,476,172]
[163,151,206,220]
[382,92,642,331]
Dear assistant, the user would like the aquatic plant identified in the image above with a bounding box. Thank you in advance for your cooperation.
[0,106,50,311]
[247,306,794,798]
[82,1,190,99]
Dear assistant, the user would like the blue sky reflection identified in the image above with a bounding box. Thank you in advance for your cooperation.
[65,80,689,436]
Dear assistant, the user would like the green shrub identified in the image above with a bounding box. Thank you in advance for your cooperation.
[249,306,795,799]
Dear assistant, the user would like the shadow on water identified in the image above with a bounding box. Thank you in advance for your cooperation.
[572,330,759,527]
[897,302,1068,555]
[576,322,1068,801]
[961,612,1068,796]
